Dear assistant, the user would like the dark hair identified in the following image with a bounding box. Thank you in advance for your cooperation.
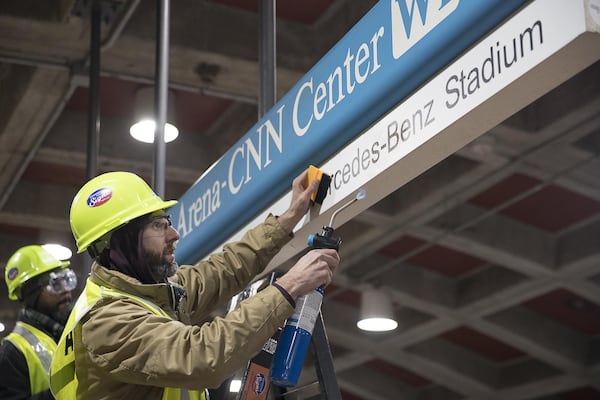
[20,269,58,306]
[20,280,44,307]
[99,215,157,284]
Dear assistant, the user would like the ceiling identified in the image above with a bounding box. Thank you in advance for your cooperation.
[1,1,600,399]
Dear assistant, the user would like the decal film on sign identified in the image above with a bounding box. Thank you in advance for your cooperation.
[172,0,529,265]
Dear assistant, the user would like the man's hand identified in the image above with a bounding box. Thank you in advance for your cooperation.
[275,249,339,300]
[277,169,320,235]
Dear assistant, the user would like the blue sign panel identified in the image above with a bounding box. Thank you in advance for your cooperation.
[172,0,529,264]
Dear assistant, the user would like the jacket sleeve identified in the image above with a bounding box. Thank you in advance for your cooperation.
[80,284,294,390]
[174,213,292,323]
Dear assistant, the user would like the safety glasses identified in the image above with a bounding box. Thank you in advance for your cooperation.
[46,268,78,294]
[144,215,173,236]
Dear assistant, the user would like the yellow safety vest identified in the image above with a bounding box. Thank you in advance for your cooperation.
[5,321,57,395]
[50,278,206,400]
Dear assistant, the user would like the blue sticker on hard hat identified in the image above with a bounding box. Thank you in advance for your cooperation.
[87,188,113,208]
[7,267,18,280]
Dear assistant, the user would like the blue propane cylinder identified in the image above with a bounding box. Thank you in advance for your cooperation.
[270,287,324,387]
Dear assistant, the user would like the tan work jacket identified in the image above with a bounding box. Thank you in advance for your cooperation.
[51,214,294,400]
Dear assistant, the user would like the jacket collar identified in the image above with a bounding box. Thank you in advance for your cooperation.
[18,307,64,342]
[89,262,185,313]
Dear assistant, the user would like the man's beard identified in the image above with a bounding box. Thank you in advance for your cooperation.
[51,305,71,325]
[32,292,72,325]
[144,249,178,281]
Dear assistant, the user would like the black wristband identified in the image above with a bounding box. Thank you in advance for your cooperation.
[272,282,296,308]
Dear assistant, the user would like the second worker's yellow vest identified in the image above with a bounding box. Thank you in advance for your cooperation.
[5,321,57,395]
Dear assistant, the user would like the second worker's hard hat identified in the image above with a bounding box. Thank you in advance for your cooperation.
[5,245,71,301]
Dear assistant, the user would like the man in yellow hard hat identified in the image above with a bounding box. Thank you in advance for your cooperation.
[50,170,339,400]
[0,245,77,399]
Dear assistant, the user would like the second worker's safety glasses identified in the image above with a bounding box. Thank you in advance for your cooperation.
[45,268,78,294]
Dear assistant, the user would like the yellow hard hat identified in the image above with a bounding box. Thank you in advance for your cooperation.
[70,171,177,253]
[5,245,70,301]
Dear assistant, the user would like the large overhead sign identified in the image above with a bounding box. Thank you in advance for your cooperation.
[211,0,600,274]
[172,0,531,264]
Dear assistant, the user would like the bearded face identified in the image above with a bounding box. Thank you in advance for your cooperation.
[141,215,180,282]
[143,243,179,281]
[32,269,76,324]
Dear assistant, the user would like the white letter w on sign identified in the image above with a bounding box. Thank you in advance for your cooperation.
[391,0,459,59]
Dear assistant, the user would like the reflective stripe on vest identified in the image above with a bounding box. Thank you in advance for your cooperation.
[163,387,207,400]
[50,278,206,400]
[5,321,57,395]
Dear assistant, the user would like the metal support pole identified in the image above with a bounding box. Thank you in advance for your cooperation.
[83,0,103,277]
[86,0,101,180]
[153,0,170,197]
[311,313,342,400]
[258,0,276,118]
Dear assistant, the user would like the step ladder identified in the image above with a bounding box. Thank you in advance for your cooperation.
[219,273,342,400]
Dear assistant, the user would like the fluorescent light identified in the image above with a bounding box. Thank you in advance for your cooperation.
[0,322,5,333]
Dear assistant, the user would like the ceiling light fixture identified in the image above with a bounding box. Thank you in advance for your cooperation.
[129,86,179,143]
[357,288,398,332]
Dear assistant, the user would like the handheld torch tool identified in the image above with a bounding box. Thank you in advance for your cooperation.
[307,188,367,250]
[270,186,366,387]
